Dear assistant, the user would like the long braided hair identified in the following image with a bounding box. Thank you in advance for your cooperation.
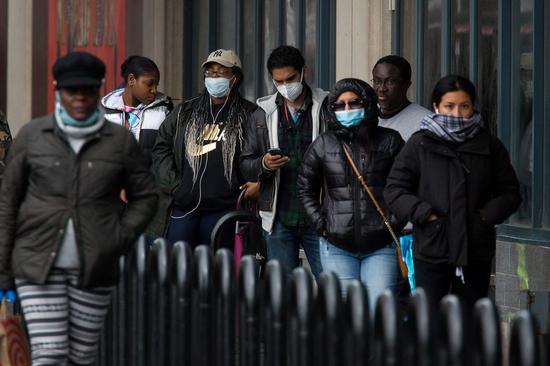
[183,76,248,186]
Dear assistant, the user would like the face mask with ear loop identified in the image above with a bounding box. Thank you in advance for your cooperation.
[204,75,236,98]
[274,69,304,102]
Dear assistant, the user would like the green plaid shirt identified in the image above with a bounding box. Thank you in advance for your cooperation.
[275,90,313,227]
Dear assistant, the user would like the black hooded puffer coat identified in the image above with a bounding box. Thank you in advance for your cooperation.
[297,78,405,253]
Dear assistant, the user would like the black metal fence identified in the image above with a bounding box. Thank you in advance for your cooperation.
[95,238,542,366]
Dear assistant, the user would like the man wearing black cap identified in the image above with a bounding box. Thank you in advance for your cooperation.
[0,51,157,364]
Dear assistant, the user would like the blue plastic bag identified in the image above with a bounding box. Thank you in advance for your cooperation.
[399,234,416,292]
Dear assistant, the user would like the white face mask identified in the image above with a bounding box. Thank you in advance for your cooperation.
[204,77,233,98]
[273,70,304,102]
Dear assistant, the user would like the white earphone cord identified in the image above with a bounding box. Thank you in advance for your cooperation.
[170,152,209,220]
[171,92,230,220]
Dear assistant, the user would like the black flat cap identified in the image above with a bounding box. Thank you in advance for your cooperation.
[53,51,106,88]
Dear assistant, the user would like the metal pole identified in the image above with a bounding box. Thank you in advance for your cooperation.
[214,248,236,366]
[373,290,399,366]
[262,260,287,366]
[169,241,193,366]
[343,280,369,366]
[403,288,430,366]
[288,267,314,366]
[314,272,343,366]
[436,295,464,366]
[192,245,215,366]
[239,255,260,366]
[471,298,501,366]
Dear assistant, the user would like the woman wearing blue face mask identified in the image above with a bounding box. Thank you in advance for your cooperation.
[297,78,405,314]
[151,49,258,247]
[384,75,521,315]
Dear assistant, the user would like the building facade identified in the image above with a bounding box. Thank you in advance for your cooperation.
[1,0,549,332]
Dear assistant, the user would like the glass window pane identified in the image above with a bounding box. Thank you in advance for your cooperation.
[263,0,282,95]
[544,0,550,228]
[510,0,534,225]
[242,1,259,102]
[400,0,418,103]
[477,0,499,134]
[193,0,210,95]
[285,0,298,47]
[304,0,317,88]
[451,0,469,77]
[218,0,238,50]
[423,1,441,107]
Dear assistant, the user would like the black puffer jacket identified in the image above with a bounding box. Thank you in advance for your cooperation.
[0,115,158,288]
[298,121,405,253]
[384,128,521,265]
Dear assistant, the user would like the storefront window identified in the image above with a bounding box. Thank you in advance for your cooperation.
[400,0,418,102]
[477,0,498,134]
[423,0,441,106]
[304,0,318,88]
[450,0,469,79]
[510,0,534,226]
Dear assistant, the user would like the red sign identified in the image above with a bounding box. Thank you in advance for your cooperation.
[46,0,126,112]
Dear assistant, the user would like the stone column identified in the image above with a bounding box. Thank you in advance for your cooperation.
[335,0,393,82]
[6,0,33,135]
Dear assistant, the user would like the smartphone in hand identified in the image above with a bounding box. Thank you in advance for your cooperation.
[268,148,285,157]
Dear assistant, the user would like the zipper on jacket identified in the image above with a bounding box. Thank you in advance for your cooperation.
[73,156,86,287]
[43,136,80,283]
[456,152,471,174]
[352,143,362,245]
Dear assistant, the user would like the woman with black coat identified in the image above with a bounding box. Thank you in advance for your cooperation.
[384,75,521,312]
[0,52,157,364]
[297,78,405,313]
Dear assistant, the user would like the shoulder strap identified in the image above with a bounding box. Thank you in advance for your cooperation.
[341,142,408,278]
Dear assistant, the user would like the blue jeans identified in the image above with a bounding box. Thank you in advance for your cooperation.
[263,221,322,279]
[320,237,400,316]
[166,207,232,248]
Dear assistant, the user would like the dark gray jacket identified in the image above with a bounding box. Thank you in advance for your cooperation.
[0,115,158,288]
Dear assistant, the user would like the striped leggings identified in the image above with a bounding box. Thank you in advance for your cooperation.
[15,269,113,365]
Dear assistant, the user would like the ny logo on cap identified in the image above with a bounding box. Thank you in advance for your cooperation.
[214,50,223,57]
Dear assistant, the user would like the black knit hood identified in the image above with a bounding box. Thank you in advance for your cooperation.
[325,78,379,142]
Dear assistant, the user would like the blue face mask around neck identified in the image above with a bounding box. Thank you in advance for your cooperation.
[55,90,100,127]
[335,108,365,128]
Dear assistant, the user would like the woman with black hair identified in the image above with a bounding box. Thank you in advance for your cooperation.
[384,75,521,312]
[102,55,173,166]
[297,78,405,313]
[151,49,257,247]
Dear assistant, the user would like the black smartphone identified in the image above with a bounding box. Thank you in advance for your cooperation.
[268,148,285,156]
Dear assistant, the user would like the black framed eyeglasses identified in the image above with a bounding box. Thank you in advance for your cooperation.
[371,78,401,89]
[331,98,363,111]
[204,69,233,77]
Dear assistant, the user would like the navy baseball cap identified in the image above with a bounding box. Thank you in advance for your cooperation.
[52,51,106,88]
